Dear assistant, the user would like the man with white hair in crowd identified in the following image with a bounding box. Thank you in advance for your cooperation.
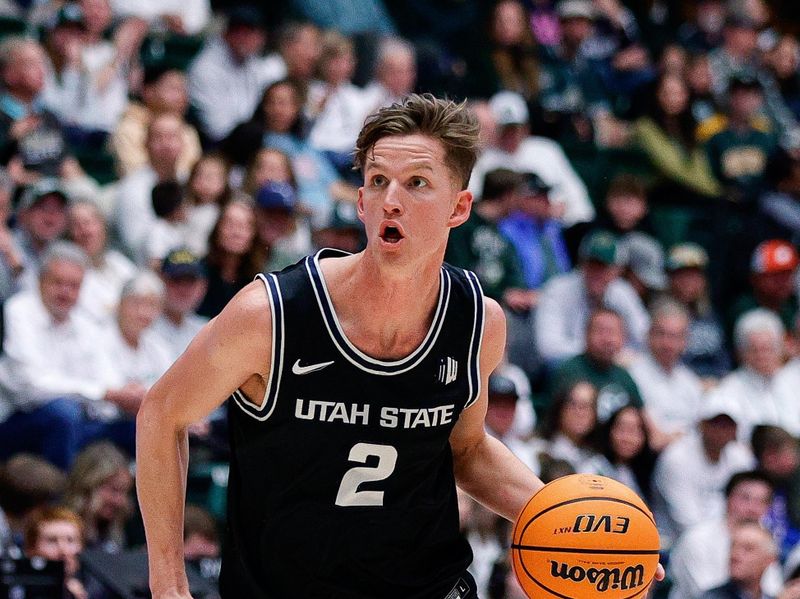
[0,242,146,469]
[705,308,798,442]
[629,299,704,449]
[360,36,417,113]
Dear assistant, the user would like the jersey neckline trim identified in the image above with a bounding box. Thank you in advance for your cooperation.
[305,248,452,375]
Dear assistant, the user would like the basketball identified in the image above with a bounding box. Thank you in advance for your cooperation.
[511,474,660,599]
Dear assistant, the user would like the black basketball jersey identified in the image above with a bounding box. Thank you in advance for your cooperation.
[220,249,486,599]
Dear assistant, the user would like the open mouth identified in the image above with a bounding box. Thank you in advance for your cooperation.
[380,224,404,244]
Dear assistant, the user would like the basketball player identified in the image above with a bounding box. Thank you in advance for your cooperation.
[137,95,659,598]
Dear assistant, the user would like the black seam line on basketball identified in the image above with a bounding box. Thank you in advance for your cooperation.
[511,545,661,555]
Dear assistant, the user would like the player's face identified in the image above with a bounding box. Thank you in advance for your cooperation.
[358,134,471,266]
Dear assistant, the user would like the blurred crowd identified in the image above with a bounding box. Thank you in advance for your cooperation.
[0,0,798,597]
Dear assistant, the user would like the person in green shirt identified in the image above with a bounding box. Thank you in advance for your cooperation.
[551,307,644,422]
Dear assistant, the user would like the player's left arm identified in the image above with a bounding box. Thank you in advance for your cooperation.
[450,296,545,522]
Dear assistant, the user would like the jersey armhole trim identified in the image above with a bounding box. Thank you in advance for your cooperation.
[232,273,284,421]
[463,270,485,410]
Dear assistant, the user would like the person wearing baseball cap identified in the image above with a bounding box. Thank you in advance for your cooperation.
[728,240,799,337]
[254,181,313,272]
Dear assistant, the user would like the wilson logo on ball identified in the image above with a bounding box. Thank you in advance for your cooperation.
[549,561,645,592]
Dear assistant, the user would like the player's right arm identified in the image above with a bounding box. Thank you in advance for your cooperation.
[136,281,272,599]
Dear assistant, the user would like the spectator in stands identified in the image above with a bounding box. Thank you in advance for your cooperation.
[622,232,667,306]
[110,65,201,177]
[469,90,594,227]
[759,148,800,246]
[752,425,800,559]
[104,271,172,389]
[24,506,89,599]
[535,379,599,472]
[12,178,70,291]
[535,230,649,364]
[43,0,129,141]
[687,52,721,125]
[729,240,799,336]
[68,200,136,324]
[311,201,364,254]
[196,198,262,318]
[0,167,22,300]
[361,36,417,115]
[766,36,800,122]
[677,0,726,53]
[275,21,322,98]
[109,0,210,37]
[0,243,144,469]
[652,398,755,548]
[183,153,231,257]
[665,243,731,381]
[487,0,539,101]
[445,168,529,307]
[776,316,800,398]
[0,37,69,181]
[64,442,132,552]
[307,31,370,167]
[254,180,313,273]
[243,147,295,196]
[550,307,645,422]
[669,470,777,599]
[114,113,186,261]
[700,523,780,599]
[188,6,285,143]
[711,309,796,441]
[629,300,703,448]
[484,373,537,472]
[584,404,657,501]
[150,247,207,362]
[0,454,66,551]
[144,180,192,268]
[183,504,219,561]
[585,174,657,242]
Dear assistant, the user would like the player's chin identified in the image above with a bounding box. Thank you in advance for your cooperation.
[377,236,406,251]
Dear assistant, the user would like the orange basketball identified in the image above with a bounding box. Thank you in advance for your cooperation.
[511,474,660,599]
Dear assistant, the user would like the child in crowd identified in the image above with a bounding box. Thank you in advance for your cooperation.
[185,154,233,255]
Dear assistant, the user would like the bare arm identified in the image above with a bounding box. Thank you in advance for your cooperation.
[450,297,544,522]
[136,282,272,598]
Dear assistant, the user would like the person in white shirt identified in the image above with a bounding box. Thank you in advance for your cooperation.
[469,90,594,227]
[706,309,798,441]
[68,200,136,324]
[104,270,173,389]
[484,373,538,473]
[149,247,208,362]
[188,6,286,143]
[652,398,755,548]
[629,299,704,448]
[0,242,147,469]
[535,230,650,364]
[109,0,210,37]
[669,471,781,599]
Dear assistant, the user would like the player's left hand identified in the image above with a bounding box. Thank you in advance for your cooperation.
[655,563,665,582]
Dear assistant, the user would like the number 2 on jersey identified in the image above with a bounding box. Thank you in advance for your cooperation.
[335,443,398,507]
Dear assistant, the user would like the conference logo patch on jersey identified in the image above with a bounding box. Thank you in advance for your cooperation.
[437,357,458,385]
[292,359,335,375]
[443,578,472,599]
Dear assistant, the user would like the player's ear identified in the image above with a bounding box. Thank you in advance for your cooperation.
[447,189,472,228]
[356,187,365,222]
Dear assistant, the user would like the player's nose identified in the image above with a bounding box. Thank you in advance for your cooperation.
[382,180,404,215]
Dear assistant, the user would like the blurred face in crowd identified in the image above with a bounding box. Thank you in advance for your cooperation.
[729,87,764,121]
[162,275,207,316]
[729,525,777,588]
[263,83,301,134]
[190,156,227,205]
[724,24,758,59]
[582,261,619,301]
[21,194,68,245]
[753,270,796,303]
[696,0,726,34]
[492,0,529,47]
[668,267,706,304]
[90,468,132,524]
[586,311,625,365]
[761,440,800,481]
[281,25,322,81]
[321,46,356,87]
[31,520,83,576]
[609,407,646,463]
[256,208,295,247]
[224,24,265,62]
[769,36,800,80]
[559,382,597,442]
[497,123,528,153]
[649,311,689,369]
[518,189,551,220]
[687,55,713,95]
[79,0,111,37]
[727,479,773,525]
[606,192,647,231]
[118,293,163,345]
[184,534,220,561]
[48,22,85,63]
[250,149,293,191]
[217,201,256,256]
[378,49,416,97]
[701,415,738,456]
[4,41,46,99]
[470,102,498,150]
[657,74,690,117]
[69,202,106,260]
[659,44,688,76]
[145,70,189,116]
[486,395,517,437]
[39,259,83,323]
[560,16,594,48]
[147,114,184,169]
[741,331,783,377]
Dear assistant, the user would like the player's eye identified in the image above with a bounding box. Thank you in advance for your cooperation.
[409,177,428,188]
[371,175,387,187]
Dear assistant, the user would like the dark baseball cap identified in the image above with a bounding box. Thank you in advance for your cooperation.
[520,172,552,197]
[488,374,519,401]
[226,5,264,29]
[18,179,69,211]
[255,181,296,213]
[161,248,206,279]
[578,230,624,266]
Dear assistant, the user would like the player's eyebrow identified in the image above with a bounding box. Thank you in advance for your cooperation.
[366,159,436,173]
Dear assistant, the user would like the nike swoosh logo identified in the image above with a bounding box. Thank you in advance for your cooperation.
[292,359,335,375]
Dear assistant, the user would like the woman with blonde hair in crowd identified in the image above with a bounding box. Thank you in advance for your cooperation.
[64,442,133,553]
